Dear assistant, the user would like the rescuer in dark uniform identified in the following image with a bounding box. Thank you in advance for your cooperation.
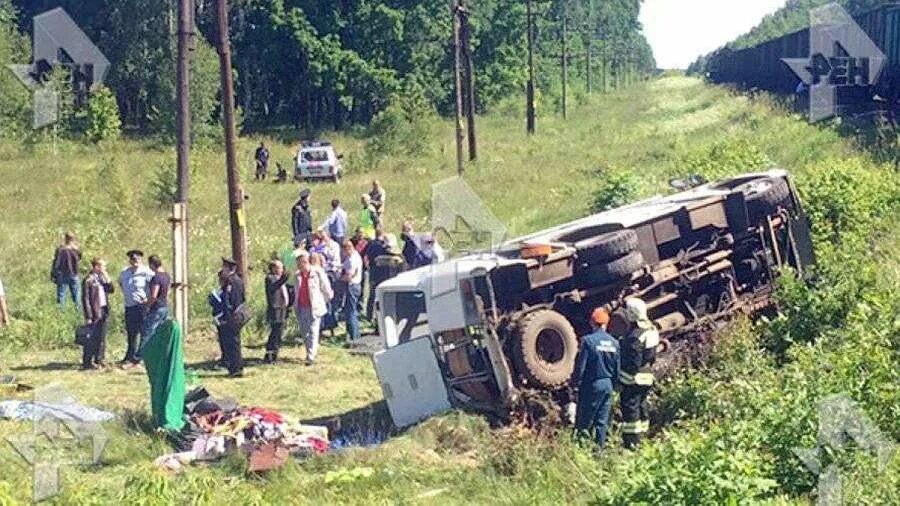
[572,307,620,448]
[292,188,313,248]
[618,297,659,449]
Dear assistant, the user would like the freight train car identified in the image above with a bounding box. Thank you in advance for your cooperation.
[708,4,900,104]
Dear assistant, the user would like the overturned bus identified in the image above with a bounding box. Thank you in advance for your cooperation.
[372,169,815,427]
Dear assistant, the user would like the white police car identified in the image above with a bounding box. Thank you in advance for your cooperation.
[295,141,344,183]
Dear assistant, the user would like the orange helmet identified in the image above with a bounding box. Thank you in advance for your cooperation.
[591,307,611,326]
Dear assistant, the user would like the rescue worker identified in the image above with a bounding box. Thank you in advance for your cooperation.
[618,297,659,449]
[572,307,619,448]
[358,194,380,239]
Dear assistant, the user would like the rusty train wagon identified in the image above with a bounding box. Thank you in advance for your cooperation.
[709,3,900,103]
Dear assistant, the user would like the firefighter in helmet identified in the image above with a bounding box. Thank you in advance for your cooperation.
[618,297,659,449]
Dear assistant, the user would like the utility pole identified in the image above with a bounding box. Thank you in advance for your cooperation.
[526,0,536,135]
[459,3,477,161]
[586,38,592,94]
[172,0,193,334]
[215,0,249,281]
[452,0,465,175]
[561,6,568,120]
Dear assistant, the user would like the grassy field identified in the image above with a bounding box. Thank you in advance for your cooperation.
[0,75,898,504]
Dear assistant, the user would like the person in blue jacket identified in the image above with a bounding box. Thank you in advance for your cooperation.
[572,307,620,448]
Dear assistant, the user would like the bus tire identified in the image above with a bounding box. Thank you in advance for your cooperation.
[575,230,639,263]
[512,309,579,388]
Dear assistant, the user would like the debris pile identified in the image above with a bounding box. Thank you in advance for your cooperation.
[154,387,329,472]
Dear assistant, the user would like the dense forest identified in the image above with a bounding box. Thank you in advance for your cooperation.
[0,0,654,140]
[687,0,895,75]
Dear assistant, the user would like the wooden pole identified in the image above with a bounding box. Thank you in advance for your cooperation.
[526,0,536,135]
[586,38,592,94]
[460,3,477,161]
[452,0,465,175]
[561,8,568,120]
[173,0,193,333]
[215,0,249,281]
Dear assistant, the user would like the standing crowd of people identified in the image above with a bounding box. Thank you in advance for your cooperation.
[25,176,444,376]
[197,178,445,377]
[47,233,172,371]
[256,179,443,369]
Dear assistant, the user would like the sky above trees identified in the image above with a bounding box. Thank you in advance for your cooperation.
[640,0,785,69]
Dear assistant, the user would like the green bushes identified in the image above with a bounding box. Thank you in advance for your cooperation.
[677,138,772,181]
[82,87,121,143]
[591,168,639,212]
[364,86,439,166]
[651,146,900,500]
[796,156,899,249]
[599,426,780,504]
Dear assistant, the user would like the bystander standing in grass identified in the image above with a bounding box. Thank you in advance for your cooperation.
[264,259,291,364]
[292,188,313,248]
[295,251,333,366]
[400,220,420,267]
[294,251,334,365]
[341,240,363,341]
[363,228,387,321]
[322,198,349,246]
[369,180,386,216]
[255,142,269,181]
[219,258,246,377]
[312,229,342,334]
[209,270,229,367]
[351,227,369,315]
[120,250,153,368]
[139,255,171,352]
[81,258,113,370]
[50,232,82,308]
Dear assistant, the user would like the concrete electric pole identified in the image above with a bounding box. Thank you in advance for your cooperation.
[215,0,249,281]
[172,0,193,333]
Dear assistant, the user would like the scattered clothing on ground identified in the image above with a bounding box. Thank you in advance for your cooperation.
[154,387,329,472]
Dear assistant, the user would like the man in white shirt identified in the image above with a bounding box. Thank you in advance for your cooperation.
[118,249,154,366]
[340,240,364,340]
[322,199,349,246]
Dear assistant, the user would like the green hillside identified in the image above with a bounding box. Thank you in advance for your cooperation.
[0,76,898,504]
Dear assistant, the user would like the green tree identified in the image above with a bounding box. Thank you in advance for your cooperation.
[0,0,30,140]
[83,86,121,142]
